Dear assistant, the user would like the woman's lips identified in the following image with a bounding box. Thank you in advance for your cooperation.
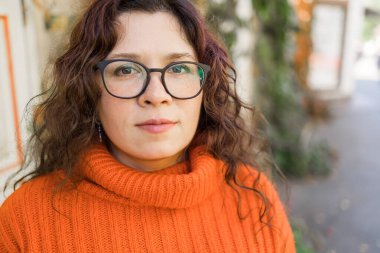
[135,119,177,133]
[137,124,176,133]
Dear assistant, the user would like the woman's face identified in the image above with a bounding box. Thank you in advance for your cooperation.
[97,11,203,172]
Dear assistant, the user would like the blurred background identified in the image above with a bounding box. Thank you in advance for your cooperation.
[0,0,379,252]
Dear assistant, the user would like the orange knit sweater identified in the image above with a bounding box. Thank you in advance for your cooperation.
[0,145,295,252]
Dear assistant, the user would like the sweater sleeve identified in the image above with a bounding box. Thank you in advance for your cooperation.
[0,171,67,253]
[0,194,23,252]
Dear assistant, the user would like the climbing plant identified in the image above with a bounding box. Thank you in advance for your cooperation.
[204,0,332,177]
[251,0,331,177]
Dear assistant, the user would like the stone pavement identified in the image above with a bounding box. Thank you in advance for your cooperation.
[288,80,380,253]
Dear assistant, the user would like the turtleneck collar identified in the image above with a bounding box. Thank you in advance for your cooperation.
[78,144,225,209]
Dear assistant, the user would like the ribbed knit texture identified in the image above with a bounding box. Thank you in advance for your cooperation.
[0,145,295,252]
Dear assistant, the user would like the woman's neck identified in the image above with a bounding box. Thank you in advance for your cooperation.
[109,143,186,173]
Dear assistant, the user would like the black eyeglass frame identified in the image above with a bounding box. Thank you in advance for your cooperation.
[96,59,211,100]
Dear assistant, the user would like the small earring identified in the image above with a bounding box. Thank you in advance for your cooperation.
[96,121,102,143]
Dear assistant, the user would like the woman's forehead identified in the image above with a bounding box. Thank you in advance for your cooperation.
[111,11,196,61]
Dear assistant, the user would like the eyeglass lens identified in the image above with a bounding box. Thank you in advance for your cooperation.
[102,61,205,98]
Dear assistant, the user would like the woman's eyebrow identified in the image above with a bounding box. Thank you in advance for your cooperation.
[166,53,196,61]
[107,52,196,61]
[108,53,141,60]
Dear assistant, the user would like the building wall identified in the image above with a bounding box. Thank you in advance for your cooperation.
[0,0,81,203]
[0,0,40,200]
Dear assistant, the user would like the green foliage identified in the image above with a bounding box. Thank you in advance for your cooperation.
[306,141,332,176]
[251,0,332,178]
[251,0,295,62]
[293,226,315,253]
[362,16,380,41]
[362,1,380,41]
[206,0,332,178]
[206,0,241,50]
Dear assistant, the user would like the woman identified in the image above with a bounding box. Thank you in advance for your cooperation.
[0,0,295,252]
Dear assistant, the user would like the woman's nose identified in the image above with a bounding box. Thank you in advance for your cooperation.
[137,73,173,106]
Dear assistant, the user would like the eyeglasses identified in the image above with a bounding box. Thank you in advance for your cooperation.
[96,59,211,99]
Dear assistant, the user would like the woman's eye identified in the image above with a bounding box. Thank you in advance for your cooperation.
[114,66,139,76]
[168,65,190,74]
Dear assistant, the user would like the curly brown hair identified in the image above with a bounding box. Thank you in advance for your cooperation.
[7,0,276,221]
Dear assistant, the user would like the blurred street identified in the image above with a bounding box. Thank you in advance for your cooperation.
[289,78,380,252]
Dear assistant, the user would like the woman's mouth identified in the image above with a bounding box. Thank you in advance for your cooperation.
[135,119,177,133]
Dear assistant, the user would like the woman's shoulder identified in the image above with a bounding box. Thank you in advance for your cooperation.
[234,164,295,251]
[0,171,66,251]
[0,170,65,212]
[235,164,276,193]
[234,164,288,218]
